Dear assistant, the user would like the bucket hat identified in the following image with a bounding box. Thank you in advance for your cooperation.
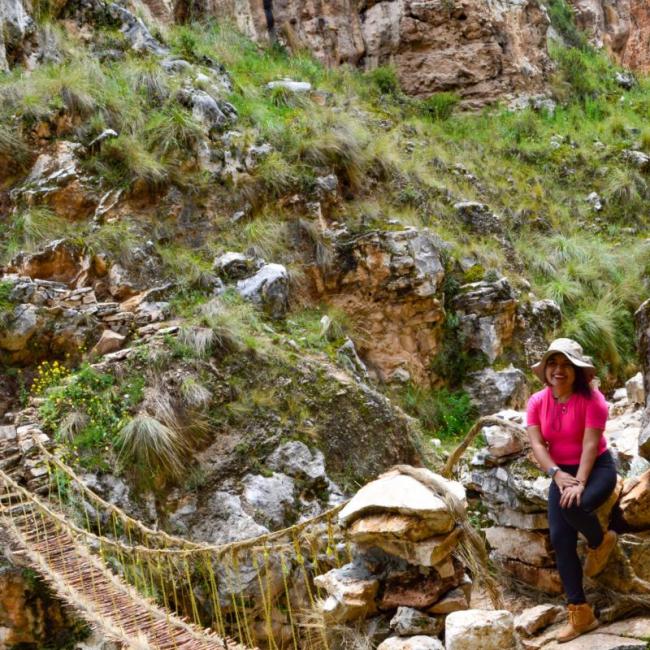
[531,338,596,383]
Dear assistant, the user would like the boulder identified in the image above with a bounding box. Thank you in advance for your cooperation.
[485,527,554,567]
[338,469,465,532]
[492,555,562,594]
[177,88,237,134]
[0,304,39,352]
[426,587,469,614]
[515,604,563,637]
[241,472,296,529]
[266,441,328,488]
[482,422,524,458]
[314,561,379,623]
[377,636,443,650]
[626,372,645,406]
[266,79,312,93]
[90,330,125,357]
[213,252,259,280]
[445,609,516,650]
[489,504,548,530]
[452,279,518,363]
[619,470,650,529]
[464,366,528,416]
[379,557,465,610]
[236,263,289,319]
[389,607,442,636]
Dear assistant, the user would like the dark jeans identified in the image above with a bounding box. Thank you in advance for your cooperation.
[548,449,617,604]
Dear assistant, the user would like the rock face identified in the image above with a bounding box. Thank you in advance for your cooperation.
[568,0,650,72]
[201,0,551,106]
[0,0,35,71]
[312,229,446,384]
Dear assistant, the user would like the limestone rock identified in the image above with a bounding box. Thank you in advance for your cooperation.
[619,470,650,529]
[485,527,554,567]
[518,298,562,366]
[315,561,379,623]
[568,0,650,73]
[377,636,443,650]
[177,88,237,134]
[90,330,125,357]
[266,79,312,93]
[0,0,35,71]
[492,555,563,594]
[241,472,296,529]
[312,228,446,384]
[452,279,518,363]
[389,606,442,636]
[379,557,465,610]
[464,366,528,416]
[481,423,524,458]
[515,604,563,636]
[236,263,289,319]
[490,504,548,530]
[363,526,462,568]
[338,469,465,532]
[626,372,645,406]
[213,251,260,280]
[426,587,469,614]
[266,441,327,488]
[15,141,97,219]
[541,633,646,649]
[348,513,444,544]
[0,304,39,352]
[445,609,516,650]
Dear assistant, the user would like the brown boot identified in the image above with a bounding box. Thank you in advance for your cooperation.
[584,530,618,577]
[556,603,599,643]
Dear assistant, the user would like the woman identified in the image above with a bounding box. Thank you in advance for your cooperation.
[527,338,618,643]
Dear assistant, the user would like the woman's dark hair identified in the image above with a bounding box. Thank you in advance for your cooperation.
[572,365,593,397]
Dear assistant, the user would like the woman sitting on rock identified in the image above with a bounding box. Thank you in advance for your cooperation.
[526,338,618,643]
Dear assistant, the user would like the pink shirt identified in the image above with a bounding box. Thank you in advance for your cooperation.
[526,386,608,465]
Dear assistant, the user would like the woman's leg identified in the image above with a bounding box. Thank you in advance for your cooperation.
[548,481,586,604]
[560,453,618,549]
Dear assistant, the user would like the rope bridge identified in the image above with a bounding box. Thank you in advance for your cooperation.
[0,440,351,650]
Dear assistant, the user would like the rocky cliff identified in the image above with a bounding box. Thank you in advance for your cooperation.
[182,0,552,106]
[568,0,650,71]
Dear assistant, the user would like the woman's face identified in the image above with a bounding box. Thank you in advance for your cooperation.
[545,353,576,393]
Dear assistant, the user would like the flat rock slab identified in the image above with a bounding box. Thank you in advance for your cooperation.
[541,633,646,649]
[599,617,650,638]
[339,469,465,532]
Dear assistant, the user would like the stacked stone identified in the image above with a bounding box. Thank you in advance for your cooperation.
[464,413,564,595]
[314,468,475,648]
[0,274,175,363]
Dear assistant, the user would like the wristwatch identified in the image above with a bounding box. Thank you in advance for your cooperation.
[547,466,560,478]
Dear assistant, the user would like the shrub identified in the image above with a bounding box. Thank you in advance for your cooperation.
[420,92,461,121]
[366,66,401,96]
[402,385,476,440]
[117,415,188,479]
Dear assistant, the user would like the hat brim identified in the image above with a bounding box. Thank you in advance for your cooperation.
[531,349,596,383]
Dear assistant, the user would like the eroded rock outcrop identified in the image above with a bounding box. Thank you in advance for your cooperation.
[568,0,650,72]
[311,228,446,384]
[197,0,551,106]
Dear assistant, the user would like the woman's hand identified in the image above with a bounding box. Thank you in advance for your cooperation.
[559,482,584,508]
[553,470,580,492]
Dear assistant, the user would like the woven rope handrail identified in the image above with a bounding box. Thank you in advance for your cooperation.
[0,464,346,557]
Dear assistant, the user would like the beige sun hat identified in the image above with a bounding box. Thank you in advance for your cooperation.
[531,337,596,383]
